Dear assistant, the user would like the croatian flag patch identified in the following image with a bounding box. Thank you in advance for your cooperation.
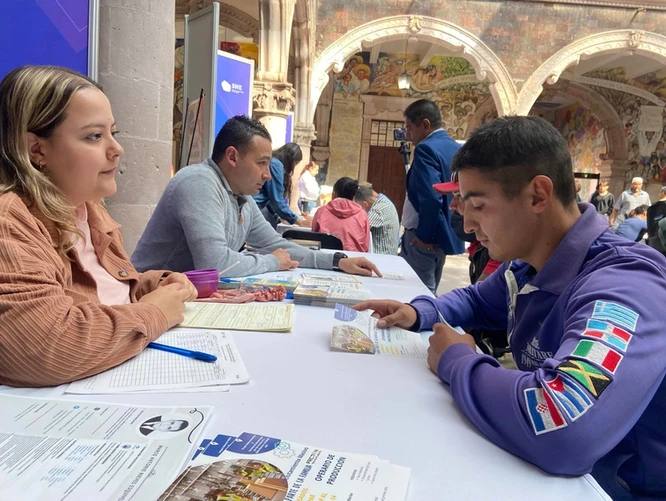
[591,301,639,331]
[583,319,633,352]
[524,387,567,435]
[544,373,593,421]
[571,339,623,374]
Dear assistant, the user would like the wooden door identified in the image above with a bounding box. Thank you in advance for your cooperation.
[367,145,406,219]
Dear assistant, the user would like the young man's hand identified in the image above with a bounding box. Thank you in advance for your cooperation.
[338,257,382,277]
[353,300,417,329]
[427,323,476,374]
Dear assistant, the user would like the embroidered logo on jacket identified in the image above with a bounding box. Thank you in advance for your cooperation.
[591,301,639,331]
[544,373,593,421]
[520,337,553,370]
[582,319,633,352]
[557,359,611,398]
[524,387,567,435]
[570,339,623,374]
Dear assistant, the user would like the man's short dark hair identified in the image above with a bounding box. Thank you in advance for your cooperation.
[633,205,649,216]
[452,116,576,205]
[333,176,359,200]
[404,99,442,129]
[211,115,271,162]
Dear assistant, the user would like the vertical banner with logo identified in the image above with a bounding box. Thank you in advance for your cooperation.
[214,50,254,138]
[0,0,98,81]
[285,112,294,144]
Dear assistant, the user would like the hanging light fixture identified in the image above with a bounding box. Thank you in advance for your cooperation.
[397,36,411,91]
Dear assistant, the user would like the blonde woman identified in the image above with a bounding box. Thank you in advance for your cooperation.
[0,66,197,387]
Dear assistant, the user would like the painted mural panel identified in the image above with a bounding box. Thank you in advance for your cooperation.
[553,103,607,175]
[333,51,494,141]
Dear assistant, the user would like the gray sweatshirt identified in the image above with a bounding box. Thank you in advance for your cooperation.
[132,158,334,276]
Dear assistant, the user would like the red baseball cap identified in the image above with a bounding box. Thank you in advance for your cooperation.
[432,181,460,193]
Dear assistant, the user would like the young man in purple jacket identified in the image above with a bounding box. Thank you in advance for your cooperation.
[356,116,666,499]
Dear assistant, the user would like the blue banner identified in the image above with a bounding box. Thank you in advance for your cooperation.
[214,51,254,137]
[286,112,294,144]
[0,0,91,81]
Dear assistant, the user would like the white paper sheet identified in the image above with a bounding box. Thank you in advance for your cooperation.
[0,394,212,501]
[181,302,294,332]
[66,329,249,394]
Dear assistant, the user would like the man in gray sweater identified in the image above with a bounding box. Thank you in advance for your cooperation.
[132,116,379,278]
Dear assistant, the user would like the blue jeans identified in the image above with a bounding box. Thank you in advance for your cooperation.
[399,229,446,294]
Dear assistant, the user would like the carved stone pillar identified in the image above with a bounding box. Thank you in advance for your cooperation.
[252,81,295,149]
[256,0,296,82]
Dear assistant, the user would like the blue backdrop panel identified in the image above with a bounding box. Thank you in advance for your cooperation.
[214,51,254,137]
[0,0,90,80]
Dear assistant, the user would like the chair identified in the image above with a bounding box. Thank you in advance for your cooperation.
[282,229,343,250]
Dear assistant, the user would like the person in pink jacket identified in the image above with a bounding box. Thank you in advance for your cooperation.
[312,177,370,252]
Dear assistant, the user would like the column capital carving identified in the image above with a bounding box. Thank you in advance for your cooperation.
[293,123,317,146]
[252,81,296,115]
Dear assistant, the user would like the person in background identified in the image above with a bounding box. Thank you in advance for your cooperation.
[615,205,648,241]
[610,176,651,228]
[355,116,666,499]
[400,99,464,294]
[132,116,379,278]
[647,186,666,246]
[575,179,583,203]
[589,180,614,220]
[299,161,321,216]
[253,142,310,228]
[0,66,197,387]
[354,183,400,255]
[312,177,370,252]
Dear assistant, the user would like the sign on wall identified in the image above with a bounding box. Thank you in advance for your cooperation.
[0,0,98,81]
[214,50,254,137]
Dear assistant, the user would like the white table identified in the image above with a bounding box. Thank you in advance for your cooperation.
[8,254,609,500]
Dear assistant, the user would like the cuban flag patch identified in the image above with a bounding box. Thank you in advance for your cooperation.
[582,319,633,352]
[570,339,623,374]
[591,301,639,331]
[524,387,567,435]
[544,373,593,421]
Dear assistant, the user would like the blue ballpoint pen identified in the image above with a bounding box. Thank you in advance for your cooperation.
[147,342,218,363]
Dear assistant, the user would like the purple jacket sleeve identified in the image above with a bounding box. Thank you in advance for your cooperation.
[410,262,510,331]
[434,256,666,476]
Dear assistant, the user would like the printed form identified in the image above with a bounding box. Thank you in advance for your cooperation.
[181,302,294,332]
[66,329,249,394]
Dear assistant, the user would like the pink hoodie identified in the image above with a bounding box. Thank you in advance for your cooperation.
[312,198,370,252]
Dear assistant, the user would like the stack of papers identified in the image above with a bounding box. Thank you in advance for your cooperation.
[293,273,371,307]
[0,395,211,500]
[330,304,427,358]
[182,302,294,332]
[66,328,249,394]
[160,431,410,501]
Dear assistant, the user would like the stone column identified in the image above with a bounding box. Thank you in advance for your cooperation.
[253,0,296,148]
[97,0,175,253]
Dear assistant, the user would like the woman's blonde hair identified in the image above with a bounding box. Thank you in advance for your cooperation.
[0,65,102,254]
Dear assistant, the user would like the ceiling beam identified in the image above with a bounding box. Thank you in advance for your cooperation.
[420,43,438,66]
[572,52,626,76]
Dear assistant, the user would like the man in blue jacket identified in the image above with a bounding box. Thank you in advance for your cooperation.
[400,99,464,293]
[356,116,666,499]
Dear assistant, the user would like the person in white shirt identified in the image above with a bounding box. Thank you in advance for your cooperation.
[610,176,651,228]
[299,161,321,215]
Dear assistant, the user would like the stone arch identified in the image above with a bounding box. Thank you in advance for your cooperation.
[308,15,517,124]
[517,30,666,115]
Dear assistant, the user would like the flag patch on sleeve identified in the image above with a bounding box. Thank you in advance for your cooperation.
[591,301,639,331]
[543,373,592,421]
[583,319,633,352]
[570,339,623,374]
[524,387,567,435]
[557,359,611,398]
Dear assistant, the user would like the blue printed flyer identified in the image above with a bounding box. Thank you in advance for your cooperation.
[160,430,410,500]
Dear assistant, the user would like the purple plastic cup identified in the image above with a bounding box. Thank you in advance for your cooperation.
[184,268,219,298]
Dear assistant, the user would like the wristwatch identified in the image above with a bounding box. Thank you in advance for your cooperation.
[331,252,348,271]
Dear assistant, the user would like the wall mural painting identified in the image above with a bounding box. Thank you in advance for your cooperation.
[553,103,607,175]
[334,51,493,140]
[585,67,666,185]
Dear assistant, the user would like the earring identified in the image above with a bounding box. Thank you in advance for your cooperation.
[36,160,45,171]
